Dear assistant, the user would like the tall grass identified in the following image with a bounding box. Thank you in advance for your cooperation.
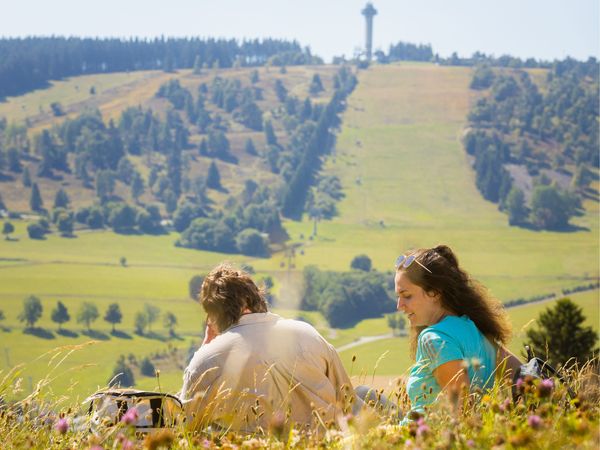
[0,347,598,449]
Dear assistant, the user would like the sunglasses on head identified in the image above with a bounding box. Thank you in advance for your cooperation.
[395,254,432,274]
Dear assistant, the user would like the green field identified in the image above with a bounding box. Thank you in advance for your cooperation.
[0,62,598,400]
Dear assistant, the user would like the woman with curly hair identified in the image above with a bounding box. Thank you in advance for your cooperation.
[394,245,521,420]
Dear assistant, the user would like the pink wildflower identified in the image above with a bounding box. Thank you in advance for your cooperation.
[121,407,139,425]
[417,422,429,436]
[466,439,475,447]
[528,414,542,429]
[121,439,135,450]
[54,417,68,434]
[117,432,135,450]
[538,378,554,397]
[499,397,511,413]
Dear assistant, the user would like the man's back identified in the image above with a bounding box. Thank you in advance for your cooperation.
[181,312,352,432]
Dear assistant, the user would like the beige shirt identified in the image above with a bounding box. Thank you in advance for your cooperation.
[180,312,354,432]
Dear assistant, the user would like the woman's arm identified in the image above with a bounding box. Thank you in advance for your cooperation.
[496,345,522,381]
[433,360,470,408]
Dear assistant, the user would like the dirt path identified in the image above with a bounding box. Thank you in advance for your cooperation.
[336,333,395,352]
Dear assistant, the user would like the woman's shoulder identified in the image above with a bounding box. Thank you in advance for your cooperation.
[419,316,474,344]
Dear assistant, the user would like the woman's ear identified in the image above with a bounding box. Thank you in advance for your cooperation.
[426,290,441,302]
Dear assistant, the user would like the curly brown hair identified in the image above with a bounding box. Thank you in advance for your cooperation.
[200,263,268,332]
[397,245,512,359]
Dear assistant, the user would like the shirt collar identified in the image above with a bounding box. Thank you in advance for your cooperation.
[228,311,280,330]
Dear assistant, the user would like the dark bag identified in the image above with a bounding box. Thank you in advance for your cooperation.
[85,389,183,432]
[512,345,576,401]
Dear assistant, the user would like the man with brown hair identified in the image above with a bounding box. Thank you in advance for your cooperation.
[180,263,355,432]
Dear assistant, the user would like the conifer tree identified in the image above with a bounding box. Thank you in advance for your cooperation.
[53,188,70,209]
[526,298,598,366]
[264,120,278,146]
[245,138,258,156]
[309,73,324,95]
[7,148,21,173]
[22,166,31,187]
[207,160,221,189]
[199,138,209,156]
[30,182,44,212]
[193,55,202,75]
[505,187,528,225]
[274,79,287,102]
[131,172,145,203]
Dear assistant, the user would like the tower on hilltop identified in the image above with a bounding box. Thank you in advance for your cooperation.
[361,2,378,61]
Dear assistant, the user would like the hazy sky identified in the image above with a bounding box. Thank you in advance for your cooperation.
[1,0,598,62]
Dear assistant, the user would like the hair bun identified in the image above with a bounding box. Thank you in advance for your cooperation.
[433,245,459,268]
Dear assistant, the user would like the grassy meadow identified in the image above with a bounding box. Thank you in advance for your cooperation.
[0,62,598,404]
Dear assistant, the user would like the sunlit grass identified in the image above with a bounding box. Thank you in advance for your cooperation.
[0,346,597,449]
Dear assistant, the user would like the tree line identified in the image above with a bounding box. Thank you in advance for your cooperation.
[0,36,321,99]
[464,57,598,230]
[6,295,178,337]
[370,40,589,69]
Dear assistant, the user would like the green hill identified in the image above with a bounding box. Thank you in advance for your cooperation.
[0,62,598,400]
[279,63,599,301]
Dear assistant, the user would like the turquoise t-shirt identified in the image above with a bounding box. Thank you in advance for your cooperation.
[403,315,496,421]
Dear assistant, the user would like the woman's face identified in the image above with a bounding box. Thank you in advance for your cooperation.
[394,271,446,327]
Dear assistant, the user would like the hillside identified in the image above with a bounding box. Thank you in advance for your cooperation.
[0,65,341,213]
[280,63,599,301]
[0,62,598,400]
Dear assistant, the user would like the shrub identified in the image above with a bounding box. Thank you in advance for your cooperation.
[351,254,372,272]
[109,356,135,387]
[27,222,46,239]
[140,357,156,377]
[235,228,270,257]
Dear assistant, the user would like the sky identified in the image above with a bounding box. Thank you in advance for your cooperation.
[0,0,598,63]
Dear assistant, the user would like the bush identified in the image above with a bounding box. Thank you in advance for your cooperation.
[140,357,156,377]
[177,218,236,252]
[173,201,204,232]
[235,228,270,257]
[109,356,135,387]
[27,222,46,239]
[107,203,138,232]
[530,184,577,230]
[350,254,372,272]
[57,213,74,236]
[87,207,105,229]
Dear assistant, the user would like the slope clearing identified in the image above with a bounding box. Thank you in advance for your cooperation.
[277,63,599,303]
